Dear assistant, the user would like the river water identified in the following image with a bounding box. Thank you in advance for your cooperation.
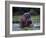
[12,23,40,31]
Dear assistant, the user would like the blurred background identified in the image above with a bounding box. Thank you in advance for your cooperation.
[12,7,40,31]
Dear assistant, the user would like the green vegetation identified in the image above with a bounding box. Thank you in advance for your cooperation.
[13,15,40,23]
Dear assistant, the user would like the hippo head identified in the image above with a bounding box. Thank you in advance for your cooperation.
[23,13,31,19]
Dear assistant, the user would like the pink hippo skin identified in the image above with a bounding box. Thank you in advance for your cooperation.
[20,15,32,28]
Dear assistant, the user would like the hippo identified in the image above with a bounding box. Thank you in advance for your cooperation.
[20,13,32,28]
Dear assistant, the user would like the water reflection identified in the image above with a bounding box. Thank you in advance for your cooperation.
[12,23,40,31]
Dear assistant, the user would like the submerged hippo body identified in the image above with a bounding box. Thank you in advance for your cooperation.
[20,13,32,28]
